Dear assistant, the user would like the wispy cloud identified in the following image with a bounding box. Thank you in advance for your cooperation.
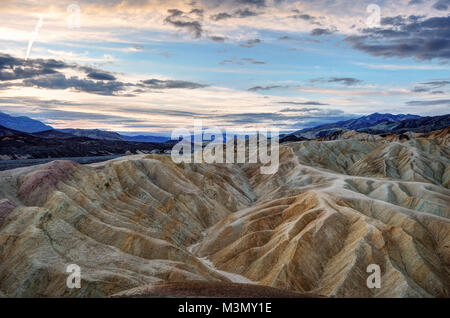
[354,62,449,70]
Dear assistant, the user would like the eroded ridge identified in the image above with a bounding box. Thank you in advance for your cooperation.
[0,130,449,297]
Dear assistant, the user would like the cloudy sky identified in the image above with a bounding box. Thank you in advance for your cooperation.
[0,0,449,134]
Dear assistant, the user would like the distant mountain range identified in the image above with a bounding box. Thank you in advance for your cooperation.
[0,111,52,133]
[1,111,449,145]
[0,111,169,143]
[285,113,450,140]
[0,125,172,161]
[59,128,125,141]
[121,135,170,143]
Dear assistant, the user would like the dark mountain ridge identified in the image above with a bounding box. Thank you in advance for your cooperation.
[288,113,449,139]
[0,125,172,160]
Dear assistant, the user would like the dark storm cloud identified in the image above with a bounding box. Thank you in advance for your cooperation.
[164,9,203,38]
[140,79,208,89]
[406,99,450,106]
[345,16,450,61]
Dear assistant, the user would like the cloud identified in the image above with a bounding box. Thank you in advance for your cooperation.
[278,101,329,106]
[22,73,127,96]
[241,58,266,64]
[406,99,450,106]
[0,53,127,95]
[86,71,116,81]
[412,87,429,93]
[220,57,266,65]
[328,77,363,86]
[290,13,321,26]
[420,80,450,87]
[234,8,259,18]
[353,62,449,70]
[210,12,233,21]
[311,77,363,86]
[189,8,204,17]
[0,53,208,96]
[248,85,288,91]
[140,79,208,89]
[209,36,227,42]
[0,54,65,81]
[213,109,352,126]
[412,79,450,94]
[432,0,450,11]
[235,0,266,7]
[239,38,262,48]
[278,36,296,41]
[279,108,344,116]
[127,45,144,52]
[210,8,259,21]
[164,9,203,38]
[310,28,335,36]
[345,16,450,61]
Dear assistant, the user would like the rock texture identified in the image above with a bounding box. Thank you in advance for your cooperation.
[0,130,449,298]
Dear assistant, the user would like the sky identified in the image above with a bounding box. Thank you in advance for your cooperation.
[0,0,449,135]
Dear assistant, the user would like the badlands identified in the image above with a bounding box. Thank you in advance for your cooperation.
[0,128,449,298]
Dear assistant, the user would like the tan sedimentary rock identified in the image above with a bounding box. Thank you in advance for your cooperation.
[0,130,449,297]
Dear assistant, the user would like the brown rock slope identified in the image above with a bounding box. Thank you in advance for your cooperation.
[0,130,449,298]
